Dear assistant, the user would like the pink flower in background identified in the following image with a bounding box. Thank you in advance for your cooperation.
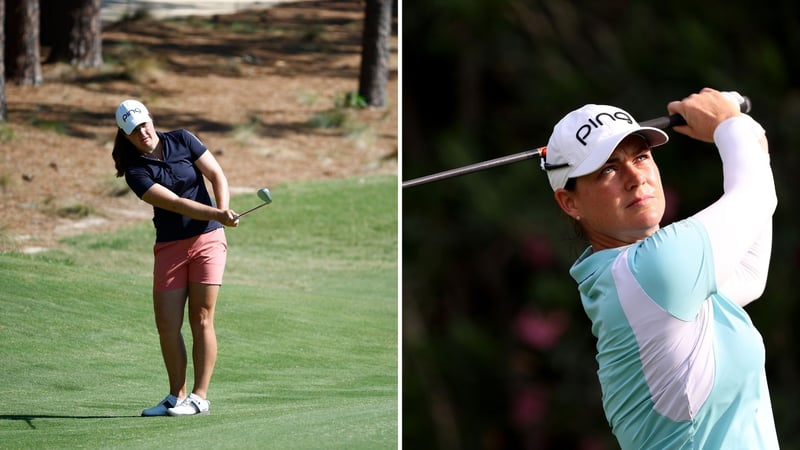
[522,237,555,270]
[515,309,569,351]
[512,385,548,427]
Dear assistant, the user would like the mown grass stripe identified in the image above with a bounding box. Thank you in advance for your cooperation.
[0,176,397,449]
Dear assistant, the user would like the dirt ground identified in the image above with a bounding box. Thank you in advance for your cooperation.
[0,0,397,253]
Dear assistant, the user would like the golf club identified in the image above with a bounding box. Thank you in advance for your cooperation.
[234,187,272,220]
[402,93,752,189]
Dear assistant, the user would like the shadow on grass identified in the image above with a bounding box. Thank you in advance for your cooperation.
[0,414,142,429]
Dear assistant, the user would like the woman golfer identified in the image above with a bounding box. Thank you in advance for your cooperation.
[544,88,779,448]
[112,99,239,416]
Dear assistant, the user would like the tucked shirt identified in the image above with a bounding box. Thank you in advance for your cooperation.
[125,129,222,242]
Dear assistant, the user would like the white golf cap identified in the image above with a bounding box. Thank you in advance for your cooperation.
[542,104,669,191]
[116,99,151,135]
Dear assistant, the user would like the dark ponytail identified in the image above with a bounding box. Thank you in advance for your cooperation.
[112,129,140,177]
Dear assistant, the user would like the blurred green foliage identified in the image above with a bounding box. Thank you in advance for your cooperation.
[402,0,800,448]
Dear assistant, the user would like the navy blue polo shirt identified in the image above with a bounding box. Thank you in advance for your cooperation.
[125,129,223,243]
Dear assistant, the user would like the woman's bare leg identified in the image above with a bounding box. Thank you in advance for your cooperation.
[187,282,219,399]
[153,288,189,399]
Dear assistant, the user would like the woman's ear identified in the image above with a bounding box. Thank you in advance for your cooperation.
[554,188,581,221]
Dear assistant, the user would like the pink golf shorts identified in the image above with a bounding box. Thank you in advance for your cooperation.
[152,228,228,292]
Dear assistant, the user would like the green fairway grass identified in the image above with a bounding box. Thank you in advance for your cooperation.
[0,176,398,449]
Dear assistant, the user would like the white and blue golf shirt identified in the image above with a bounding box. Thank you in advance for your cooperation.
[570,115,779,449]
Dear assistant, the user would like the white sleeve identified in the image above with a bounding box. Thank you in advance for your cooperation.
[692,115,777,306]
[717,222,772,306]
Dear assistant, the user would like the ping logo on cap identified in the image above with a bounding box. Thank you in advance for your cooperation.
[575,110,633,145]
[122,108,142,122]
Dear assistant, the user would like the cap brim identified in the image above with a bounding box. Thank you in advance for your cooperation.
[569,127,669,178]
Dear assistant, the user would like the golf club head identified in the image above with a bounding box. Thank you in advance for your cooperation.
[233,188,273,221]
[257,188,272,204]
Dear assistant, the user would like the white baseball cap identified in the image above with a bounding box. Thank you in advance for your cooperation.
[542,104,669,191]
[116,99,151,135]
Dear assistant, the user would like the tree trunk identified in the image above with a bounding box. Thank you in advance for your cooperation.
[0,0,6,121]
[41,0,103,67]
[358,0,393,108]
[68,0,103,67]
[5,0,43,85]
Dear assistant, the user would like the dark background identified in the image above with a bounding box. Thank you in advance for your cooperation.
[402,1,800,448]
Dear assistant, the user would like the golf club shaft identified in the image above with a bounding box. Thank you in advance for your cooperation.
[234,202,268,220]
[402,95,752,189]
[402,148,545,188]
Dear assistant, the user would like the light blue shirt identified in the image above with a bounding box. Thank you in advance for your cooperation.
[572,218,779,449]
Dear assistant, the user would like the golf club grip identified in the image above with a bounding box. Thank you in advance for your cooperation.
[640,95,752,130]
[639,114,687,130]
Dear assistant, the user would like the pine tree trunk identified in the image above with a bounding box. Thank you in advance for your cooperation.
[6,0,43,85]
[358,0,393,108]
[41,0,103,67]
[0,0,6,121]
[68,0,103,67]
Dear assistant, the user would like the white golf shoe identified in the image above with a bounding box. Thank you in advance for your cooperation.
[167,393,210,416]
[141,394,182,417]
